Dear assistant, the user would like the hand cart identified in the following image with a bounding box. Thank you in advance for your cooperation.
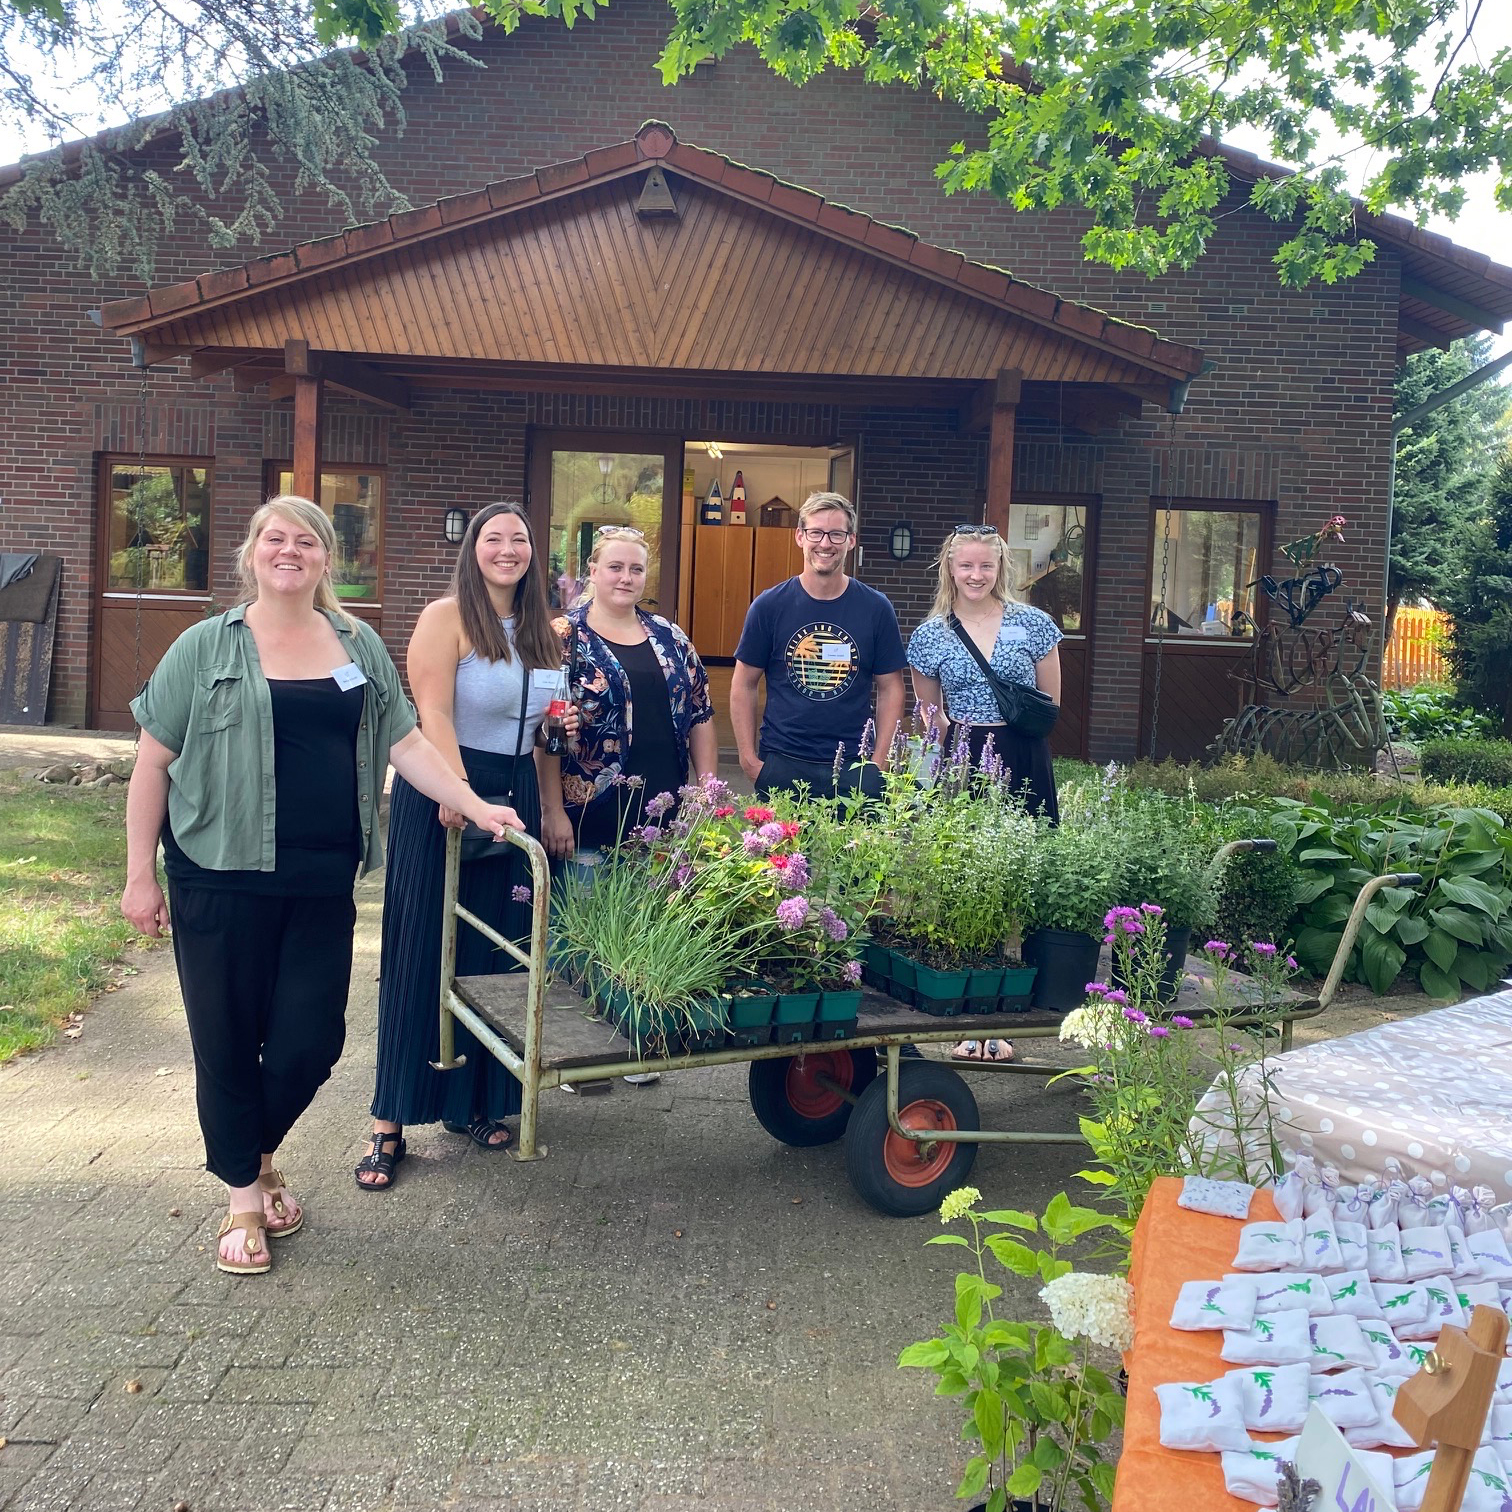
[432,829,1420,1217]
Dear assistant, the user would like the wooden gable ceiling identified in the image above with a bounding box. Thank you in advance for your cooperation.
[103,123,1204,396]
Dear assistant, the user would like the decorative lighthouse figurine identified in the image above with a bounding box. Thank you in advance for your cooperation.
[701,478,724,525]
[729,470,747,526]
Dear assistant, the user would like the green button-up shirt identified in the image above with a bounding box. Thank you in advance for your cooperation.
[131,604,417,877]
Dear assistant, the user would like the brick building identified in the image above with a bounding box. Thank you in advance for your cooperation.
[4,0,1511,761]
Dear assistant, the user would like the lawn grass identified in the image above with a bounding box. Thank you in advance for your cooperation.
[0,769,143,1063]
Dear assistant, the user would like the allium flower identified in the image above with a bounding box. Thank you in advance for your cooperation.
[645,792,674,820]
[1039,1271,1135,1352]
[819,907,848,942]
[742,830,771,856]
[1148,1024,1171,1039]
[1121,1007,1147,1024]
[511,885,532,904]
[938,1186,981,1224]
[637,824,662,843]
[1204,940,1231,957]
[673,863,693,888]
[776,896,810,931]
[744,806,776,824]
[1252,942,1278,957]
[625,775,645,790]
[783,855,811,890]
[841,959,863,984]
[700,776,731,803]
[758,821,786,844]
[1171,1015,1194,1029]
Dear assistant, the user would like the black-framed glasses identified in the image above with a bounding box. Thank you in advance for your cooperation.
[595,525,646,539]
[800,528,852,545]
[952,523,999,537]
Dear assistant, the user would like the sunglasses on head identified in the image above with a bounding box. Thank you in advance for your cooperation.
[952,524,999,537]
[595,525,646,539]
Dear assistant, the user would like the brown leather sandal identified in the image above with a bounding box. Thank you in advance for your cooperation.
[258,1168,303,1239]
[216,1210,272,1276]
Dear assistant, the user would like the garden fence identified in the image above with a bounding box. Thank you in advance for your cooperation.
[1382,607,1451,689]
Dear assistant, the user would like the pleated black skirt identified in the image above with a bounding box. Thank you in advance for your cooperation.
[963,723,1060,823]
[370,746,540,1127]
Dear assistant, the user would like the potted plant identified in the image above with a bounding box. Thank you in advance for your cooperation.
[1022,820,1124,1011]
[332,555,371,599]
[900,1187,1127,1512]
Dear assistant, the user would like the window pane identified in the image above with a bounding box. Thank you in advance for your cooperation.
[1006,502,1087,633]
[107,464,209,592]
[1149,509,1262,638]
[547,451,664,610]
[276,470,383,601]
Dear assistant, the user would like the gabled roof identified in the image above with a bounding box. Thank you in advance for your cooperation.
[100,122,1205,399]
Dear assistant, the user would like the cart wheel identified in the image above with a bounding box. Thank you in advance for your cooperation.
[748,1048,878,1147]
[845,1061,979,1217]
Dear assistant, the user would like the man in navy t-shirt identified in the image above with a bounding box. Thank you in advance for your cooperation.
[731,491,906,799]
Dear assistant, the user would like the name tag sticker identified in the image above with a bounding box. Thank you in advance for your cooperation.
[1002,627,1030,645]
[331,662,368,691]
[530,668,566,695]
[820,642,853,664]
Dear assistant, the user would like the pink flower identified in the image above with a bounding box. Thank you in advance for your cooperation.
[1171,1015,1194,1029]
[645,791,674,819]
[783,855,811,890]
[1286,955,1299,970]
[1140,903,1164,916]
[776,896,810,931]
[511,885,531,904]
[714,806,736,818]
[841,959,863,984]
[1104,989,1128,1006]
[1122,1007,1147,1024]
[1148,1024,1171,1038]
[742,830,770,856]
[1251,942,1278,957]
[1085,982,1110,998]
[1204,940,1231,957]
[819,907,847,942]
[745,806,775,824]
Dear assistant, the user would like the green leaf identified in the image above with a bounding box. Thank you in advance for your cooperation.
[974,1387,1006,1459]
[1429,905,1486,945]
[1299,846,1350,863]
[1005,1463,1044,1499]
[898,1339,950,1368]
[1423,926,1460,972]
[1074,1168,1119,1187]
[1032,1436,1067,1471]
[986,1234,1042,1276]
[1418,958,1461,1000]
[979,1209,1039,1232]
[1360,926,1406,994]
[1029,1381,1069,1421]
[1454,945,1497,992]
[925,1233,971,1247]
[955,1456,990,1501]
[1393,914,1431,946]
[1438,874,1506,915]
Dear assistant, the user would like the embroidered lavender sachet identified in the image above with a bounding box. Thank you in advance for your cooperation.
[1399,1224,1455,1281]
[1221,1364,1310,1433]
[1179,1175,1257,1220]
[1372,1280,1431,1328]
[1155,1375,1252,1452]
[1227,1271,1334,1316]
[1324,1269,1384,1321]
[1299,1209,1345,1273]
[1220,1310,1311,1367]
[1219,1438,1299,1507]
[1170,1278,1258,1332]
[1344,1375,1421,1450]
[1468,1225,1512,1283]
[1365,1223,1408,1283]
[1396,1278,1466,1340]
[1335,1218,1370,1272]
[1232,1220,1303,1271]
[1306,1314,1374,1373]
[1306,1366,1381,1430]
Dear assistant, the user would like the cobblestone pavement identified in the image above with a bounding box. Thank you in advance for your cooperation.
[0,864,1101,1512]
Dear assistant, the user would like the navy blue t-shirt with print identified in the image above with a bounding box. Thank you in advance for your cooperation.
[734,576,907,764]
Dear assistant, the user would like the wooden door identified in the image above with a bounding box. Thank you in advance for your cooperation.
[752,527,803,598]
[690,525,755,657]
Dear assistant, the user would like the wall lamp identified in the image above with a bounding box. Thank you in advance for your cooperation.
[889,521,915,561]
[443,507,469,545]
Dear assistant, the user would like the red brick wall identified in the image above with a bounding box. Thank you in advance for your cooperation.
[0,0,1398,761]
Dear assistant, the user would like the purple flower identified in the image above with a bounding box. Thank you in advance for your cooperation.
[511,885,532,904]
[645,791,674,820]
[742,830,770,856]
[819,907,848,942]
[637,824,662,843]
[1204,940,1231,957]
[776,896,810,931]
[1104,989,1128,1006]
[842,959,863,984]
[1085,982,1111,997]
[1251,941,1278,956]
[1229,1043,1244,1052]
[759,821,786,843]
[1122,1007,1147,1024]
[625,775,646,790]
[1140,903,1164,916]
[1286,955,1299,970]
[1171,1015,1194,1029]
[673,863,693,888]
[1148,1024,1171,1039]
[783,855,811,891]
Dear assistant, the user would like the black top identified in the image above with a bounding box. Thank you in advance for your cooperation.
[162,677,365,896]
[577,635,683,850]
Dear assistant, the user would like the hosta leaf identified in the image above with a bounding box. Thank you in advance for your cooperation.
[1423,927,1459,972]
[1393,914,1431,946]
[1418,959,1461,1000]
[1429,906,1486,945]
[1437,875,1506,915]
[1361,927,1406,994]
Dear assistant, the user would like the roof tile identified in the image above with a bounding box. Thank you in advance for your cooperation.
[957,263,1011,301]
[1053,302,1105,339]
[584,141,641,176]
[865,222,916,260]
[720,162,774,202]
[1101,322,1156,358]
[196,266,251,302]
[1002,282,1058,320]
[389,204,443,239]
[101,295,151,329]
[438,188,493,225]
[636,121,675,159]
[487,175,541,211]
[245,250,301,286]
[768,181,823,222]
[816,202,871,241]
[535,158,591,196]
[908,242,964,280]
[294,233,347,272]
[665,141,728,181]
[342,221,395,256]
[146,280,201,317]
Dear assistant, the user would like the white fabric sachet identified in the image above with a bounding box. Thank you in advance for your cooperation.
[1361,1320,1412,1374]
[1446,1224,1484,1280]
[1489,1403,1512,1460]
[1399,1225,1456,1280]
[1325,1269,1384,1321]
[1179,1176,1256,1220]
[1395,1451,1437,1512]
[1233,1220,1304,1271]
[1461,1448,1512,1512]
[1307,1314,1375,1373]
[1366,1224,1409,1282]
[1220,1438,1299,1507]
[1221,1311,1312,1367]
[1231,1272,1334,1315]
[1171,1278,1259,1332]
[1468,1227,1512,1283]
[1459,1281,1503,1313]
[1272,1157,1316,1222]
[1299,1210,1346,1273]
[1222,1363,1311,1433]
[1373,1280,1431,1328]
[1335,1218,1369,1272]
[1155,1375,1252,1452]
[1499,1358,1512,1404]
[1396,1279,1466,1341]
[1345,1375,1421,1449]
[1377,1335,1437,1379]
[1307,1367,1382,1430]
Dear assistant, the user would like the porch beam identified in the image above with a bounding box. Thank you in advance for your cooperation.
[1399,313,1454,351]
[190,351,261,380]
[1400,275,1504,334]
[961,368,1023,434]
[284,336,410,412]
[291,375,324,501]
[984,369,1018,533]
[232,362,282,393]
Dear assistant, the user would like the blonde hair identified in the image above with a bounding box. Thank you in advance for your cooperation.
[797,491,858,533]
[577,526,649,605]
[928,529,1017,623]
[237,494,357,630]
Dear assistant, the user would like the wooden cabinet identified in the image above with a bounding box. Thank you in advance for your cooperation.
[690,525,755,657]
[752,527,803,597]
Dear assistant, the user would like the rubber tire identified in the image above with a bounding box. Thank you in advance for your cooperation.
[845,1060,980,1217]
[748,1047,878,1147]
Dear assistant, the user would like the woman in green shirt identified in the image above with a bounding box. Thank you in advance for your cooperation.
[123,495,522,1277]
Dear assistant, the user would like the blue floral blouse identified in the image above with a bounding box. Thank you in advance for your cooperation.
[552,605,713,822]
[907,603,1062,724]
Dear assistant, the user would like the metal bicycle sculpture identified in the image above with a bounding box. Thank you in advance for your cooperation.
[1211,514,1389,768]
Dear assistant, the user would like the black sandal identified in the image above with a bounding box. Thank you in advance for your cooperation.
[354,1129,406,1190]
[443,1117,514,1151]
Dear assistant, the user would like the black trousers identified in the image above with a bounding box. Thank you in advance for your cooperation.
[754,749,885,802]
[168,884,356,1186]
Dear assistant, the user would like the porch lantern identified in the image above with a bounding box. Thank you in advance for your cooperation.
[889,521,914,561]
[443,506,468,545]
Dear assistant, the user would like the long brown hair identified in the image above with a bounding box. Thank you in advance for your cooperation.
[237,494,357,631]
[451,502,560,669]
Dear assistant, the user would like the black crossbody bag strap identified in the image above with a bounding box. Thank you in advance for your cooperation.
[947,612,1009,694]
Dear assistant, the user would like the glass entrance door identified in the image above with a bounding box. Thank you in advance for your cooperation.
[529,432,683,613]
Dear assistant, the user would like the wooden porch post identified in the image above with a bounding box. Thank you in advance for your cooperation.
[984,368,1021,533]
[286,339,323,502]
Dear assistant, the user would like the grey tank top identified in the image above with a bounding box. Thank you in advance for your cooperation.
[452,617,552,754]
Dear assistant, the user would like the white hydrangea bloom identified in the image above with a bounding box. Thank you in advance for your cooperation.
[1040,1271,1135,1353]
[1058,1003,1119,1049]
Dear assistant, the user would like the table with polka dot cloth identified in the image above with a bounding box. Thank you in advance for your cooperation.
[1194,987,1512,1198]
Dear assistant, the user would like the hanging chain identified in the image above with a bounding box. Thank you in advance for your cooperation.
[1147,412,1176,761]
[131,359,150,694]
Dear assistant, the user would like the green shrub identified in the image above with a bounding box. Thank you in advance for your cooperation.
[1382,685,1495,744]
[1418,738,1512,787]
[1212,831,1301,950]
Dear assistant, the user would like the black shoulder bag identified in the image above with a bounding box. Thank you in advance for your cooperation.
[457,666,531,864]
[946,613,1060,741]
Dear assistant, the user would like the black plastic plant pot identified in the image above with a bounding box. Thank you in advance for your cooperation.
[1111,924,1193,1006]
[724,1024,769,1049]
[771,1019,816,1046]
[886,948,918,999]
[997,964,1038,1013]
[1023,927,1102,1011]
[811,1018,858,1041]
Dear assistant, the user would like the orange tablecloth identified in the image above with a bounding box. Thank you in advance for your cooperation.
[1113,1176,1283,1512]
